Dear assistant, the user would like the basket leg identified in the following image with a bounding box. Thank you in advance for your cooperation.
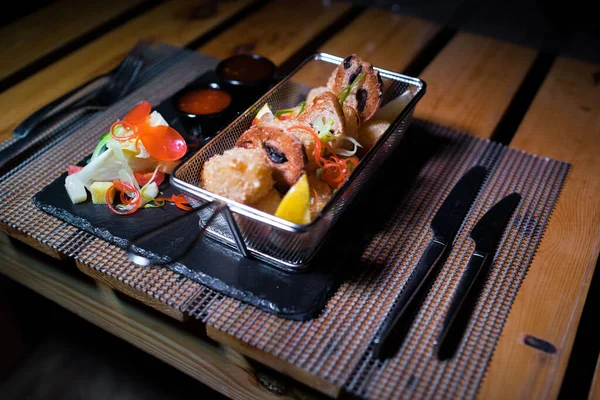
[222,206,248,258]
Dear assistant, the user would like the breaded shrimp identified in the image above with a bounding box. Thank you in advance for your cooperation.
[201,147,274,205]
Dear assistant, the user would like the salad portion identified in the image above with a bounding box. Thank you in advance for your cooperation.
[65,100,191,214]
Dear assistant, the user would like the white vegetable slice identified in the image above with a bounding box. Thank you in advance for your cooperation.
[65,176,88,204]
[140,182,159,206]
[148,110,168,127]
[107,140,139,190]
[64,148,114,204]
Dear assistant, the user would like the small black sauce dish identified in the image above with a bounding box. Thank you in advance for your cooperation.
[216,53,276,91]
[171,81,233,122]
[170,81,236,144]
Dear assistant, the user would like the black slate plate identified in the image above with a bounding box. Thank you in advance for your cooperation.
[32,168,344,320]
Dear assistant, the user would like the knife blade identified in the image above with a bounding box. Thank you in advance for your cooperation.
[372,165,487,360]
[434,192,521,360]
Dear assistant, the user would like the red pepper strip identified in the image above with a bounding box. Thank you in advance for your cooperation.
[110,120,137,141]
[311,188,319,213]
[155,194,192,211]
[287,124,360,189]
[106,181,141,215]
[288,125,322,167]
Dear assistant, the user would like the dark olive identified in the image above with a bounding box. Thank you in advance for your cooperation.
[348,65,362,85]
[343,55,353,69]
[263,141,288,163]
[356,89,368,112]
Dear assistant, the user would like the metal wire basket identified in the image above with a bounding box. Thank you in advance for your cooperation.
[128,52,425,272]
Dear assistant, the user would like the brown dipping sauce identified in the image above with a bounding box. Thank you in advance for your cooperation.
[219,55,274,83]
[177,88,232,115]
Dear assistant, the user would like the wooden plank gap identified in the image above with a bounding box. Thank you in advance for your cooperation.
[489,52,556,144]
[276,6,365,76]
[185,0,270,51]
[402,26,456,77]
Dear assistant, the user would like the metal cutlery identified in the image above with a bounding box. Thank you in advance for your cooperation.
[11,73,110,139]
[14,40,149,138]
[372,165,487,360]
[0,41,150,171]
[434,192,521,360]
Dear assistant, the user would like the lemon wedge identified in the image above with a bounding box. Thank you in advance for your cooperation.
[275,173,311,224]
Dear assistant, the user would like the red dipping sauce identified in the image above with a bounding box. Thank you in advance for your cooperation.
[177,88,232,115]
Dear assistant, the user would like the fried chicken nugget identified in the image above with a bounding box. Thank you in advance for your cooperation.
[251,188,282,215]
[200,147,274,205]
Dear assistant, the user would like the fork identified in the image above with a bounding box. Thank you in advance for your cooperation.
[12,40,150,139]
[0,41,150,172]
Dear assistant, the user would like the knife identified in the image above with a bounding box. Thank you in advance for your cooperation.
[434,192,521,360]
[372,165,487,360]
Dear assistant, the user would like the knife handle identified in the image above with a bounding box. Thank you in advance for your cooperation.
[373,238,446,359]
[434,249,489,359]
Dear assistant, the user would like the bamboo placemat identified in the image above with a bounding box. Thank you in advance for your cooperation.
[0,43,570,399]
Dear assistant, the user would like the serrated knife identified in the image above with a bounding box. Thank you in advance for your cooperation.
[372,165,487,360]
[434,192,521,360]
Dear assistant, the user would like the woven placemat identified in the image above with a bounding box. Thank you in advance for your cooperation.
[197,122,569,398]
[0,43,570,399]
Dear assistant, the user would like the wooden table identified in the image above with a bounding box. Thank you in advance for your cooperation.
[1,1,599,399]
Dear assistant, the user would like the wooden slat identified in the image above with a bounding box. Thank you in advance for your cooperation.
[479,57,600,399]
[0,221,69,260]
[0,0,254,143]
[197,0,352,65]
[207,324,339,398]
[76,259,187,322]
[414,31,537,138]
[0,233,326,400]
[319,9,441,73]
[0,0,144,82]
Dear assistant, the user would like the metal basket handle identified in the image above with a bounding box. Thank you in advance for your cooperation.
[127,200,248,267]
